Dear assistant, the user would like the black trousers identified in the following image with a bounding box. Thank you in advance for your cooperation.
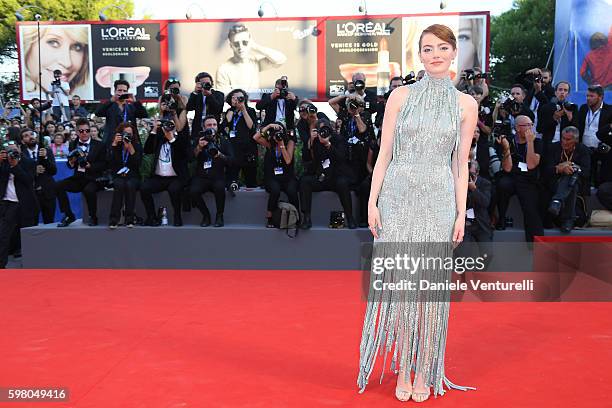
[264,177,299,212]
[358,175,372,223]
[140,176,184,219]
[56,176,101,218]
[190,176,226,216]
[299,174,353,217]
[36,190,56,224]
[0,200,19,268]
[228,148,257,188]
[549,176,580,224]
[596,182,612,210]
[110,177,140,223]
[496,174,544,242]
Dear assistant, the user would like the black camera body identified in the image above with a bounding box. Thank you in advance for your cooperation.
[475,72,489,80]
[202,82,212,91]
[161,92,178,111]
[121,131,132,144]
[160,119,176,132]
[463,69,476,81]
[268,126,287,143]
[169,87,180,95]
[67,148,88,167]
[556,100,574,111]
[402,71,416,85]
[597,142,611,154]
[51,79,61,87]
[236,95,245,103]
[7,149,21,161]
[502,97,522,114]
[317,125,333,139]
[353,79,366,92]
[348,98,365,111]
[492,119,512,139]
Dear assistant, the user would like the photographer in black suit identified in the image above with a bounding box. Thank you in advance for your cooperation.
[544,126,591,233]
[190,115,233,227]
[537,81,578,158]
[465,161,493,243]
[577,85,612,187]
[299,118,356,229]
[295,101,328,171]
[0,143,37,268]
[254,121,299,228]
[107,122,142,229]
[95,79,149,146]
[140,117,190,226]
[256,76,298,131]
[56,118,107,227]
[20,128,57,224]
[186,72,225,140]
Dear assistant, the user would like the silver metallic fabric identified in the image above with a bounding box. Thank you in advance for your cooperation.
[357,73,476,397]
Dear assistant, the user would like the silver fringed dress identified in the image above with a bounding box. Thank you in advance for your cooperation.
[357,73,476,397]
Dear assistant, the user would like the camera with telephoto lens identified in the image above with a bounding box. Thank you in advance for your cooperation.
[317,124,333,139]
[121,131,132,144]
[402,71,416,85]
[160,119,175,132]
[199,128,219,155]
[354,79,366,92]
[492,119,512,139]
[161,92,178,111]
[67,148,88,167]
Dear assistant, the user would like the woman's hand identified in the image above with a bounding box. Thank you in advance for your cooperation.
[368,204,382,239]
[112,134,122,147]
[452,216,465,249]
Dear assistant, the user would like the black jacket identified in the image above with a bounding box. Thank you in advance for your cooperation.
[143,131,190,181]
[221,107,258,153]
[20,145,57,199]
[194,136,234,180]
[467,176,492,237]
[0,160,38,226]
[544,142,591,195]
[66,139,107,181]
[577,103,612,145]
[186,89,225,138]
[256,94,298,129]
[95,101,148,145]
[307,133,353,181]
[107,142,143,179]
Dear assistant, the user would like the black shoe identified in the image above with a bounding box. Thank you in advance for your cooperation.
[300,214,312,229]
[125,216,135,228]
[560,219,574,234]
[346,216,357,229]
[88,216,98,226]
[57,214,76,228]
[144,217,160,227]
[548,199,562,216]
[109,220,118,230]
[214,214,224,227]
[200,213,211,227]
[173,214,183,227]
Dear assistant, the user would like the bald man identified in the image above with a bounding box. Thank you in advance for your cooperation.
[494,115,545,241]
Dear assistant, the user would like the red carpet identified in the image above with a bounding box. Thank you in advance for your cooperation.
[0,269,610,408]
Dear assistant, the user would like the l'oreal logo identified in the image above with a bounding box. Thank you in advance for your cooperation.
[336,22,391,37]
[101,26,150,41]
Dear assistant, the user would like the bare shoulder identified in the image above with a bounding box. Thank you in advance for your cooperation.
[386,85,410,111]
[458,92,478,119]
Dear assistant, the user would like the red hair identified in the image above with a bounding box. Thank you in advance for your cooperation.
[419,24,457,51]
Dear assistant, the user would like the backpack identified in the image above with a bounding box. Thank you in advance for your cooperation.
[270,202,299,238]
[574,195,590,228]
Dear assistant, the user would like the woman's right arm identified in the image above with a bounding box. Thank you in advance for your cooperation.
[368,86,405,207]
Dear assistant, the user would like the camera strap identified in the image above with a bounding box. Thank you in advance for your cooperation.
[121,148,130,166]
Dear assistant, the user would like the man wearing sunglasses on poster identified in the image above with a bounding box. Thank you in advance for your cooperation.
[215,24,287,98]
[56,118,107,227]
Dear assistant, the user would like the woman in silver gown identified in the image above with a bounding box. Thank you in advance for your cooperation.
[357,24,478,402]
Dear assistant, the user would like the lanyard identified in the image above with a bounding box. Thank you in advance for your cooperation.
[232,111,242,130]
[350,118,357,138]
[122,105,128,123]
[122,148,130,165]
[561,148,574,163]
[275,146,282,165]
[587,108,601,129]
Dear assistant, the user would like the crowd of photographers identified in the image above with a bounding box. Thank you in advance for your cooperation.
[1,66,611,267]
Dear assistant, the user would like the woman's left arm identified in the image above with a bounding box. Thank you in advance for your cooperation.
[453,94,478,220]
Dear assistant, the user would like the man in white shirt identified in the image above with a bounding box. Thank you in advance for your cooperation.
[215,24,287,99]
[42,69,71,122]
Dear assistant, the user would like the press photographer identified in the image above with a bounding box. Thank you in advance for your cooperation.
[0,142,37,269]
[56,118,107,227]
[295,101,327,168]
[223,89,258,189]
[328,72,379,117]
[299,118,356,229]
[107,123,142,229]
[577,85,612,187]
[254,121,299,228]
[543,126,590,233]
[256,77,298,130]
[339,93,374,226]
[186,72,225,140]
[20,128,57,224]
[374,77,404,135]
[41,69,71,122]
[189,115,233,227]
[159,87,189,138]
[537,81,578,156]
[465,160,493,243]
[493,115,544,242]
[25,98,52,129]
[520,68,555,115]
[140,116,190,226]
[457,68,489,98]
[95,79,149,146]
[495,85,535,126]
